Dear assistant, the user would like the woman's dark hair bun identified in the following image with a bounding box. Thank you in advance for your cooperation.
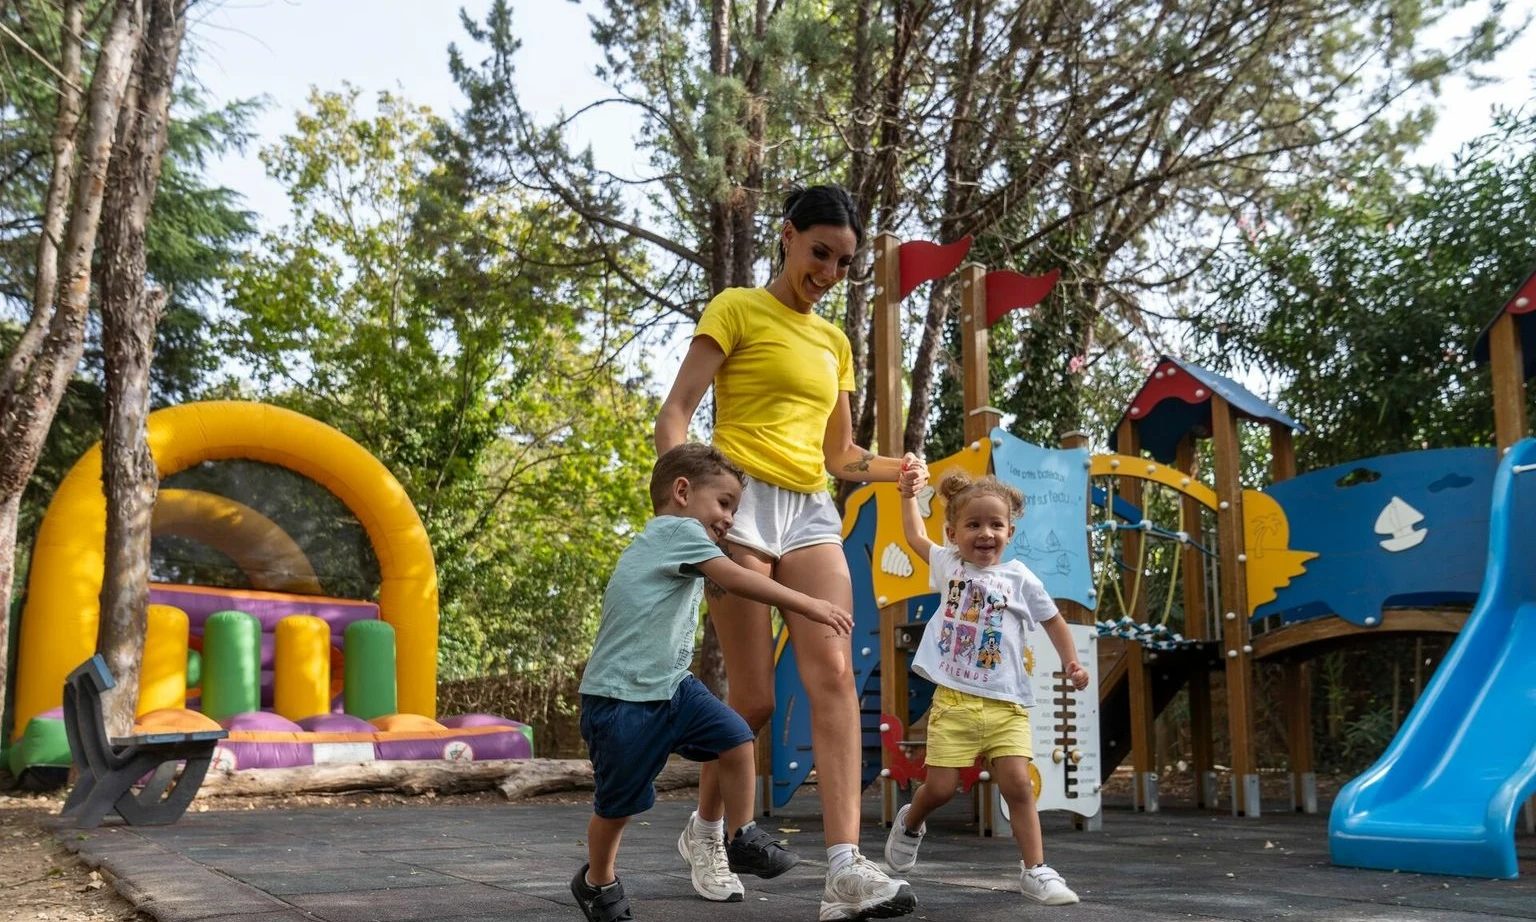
[776,184,864,269]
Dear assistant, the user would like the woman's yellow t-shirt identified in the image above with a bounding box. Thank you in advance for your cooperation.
[694,288,856,493]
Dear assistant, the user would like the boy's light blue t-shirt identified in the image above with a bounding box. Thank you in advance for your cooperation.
[580,515,726,702]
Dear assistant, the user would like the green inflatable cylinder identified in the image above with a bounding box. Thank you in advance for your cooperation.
[202,610,261,722]
[185,648,202,691]
[344,620,397,720]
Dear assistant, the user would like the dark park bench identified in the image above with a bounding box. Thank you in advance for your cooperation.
[60,654,227,829]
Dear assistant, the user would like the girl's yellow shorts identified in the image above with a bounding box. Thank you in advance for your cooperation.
[924,685,1033,768]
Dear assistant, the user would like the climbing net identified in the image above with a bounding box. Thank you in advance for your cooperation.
[1088,479,1216,650]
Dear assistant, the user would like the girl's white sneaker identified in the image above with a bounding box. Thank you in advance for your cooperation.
[883,804,926,872]
[1020,864,1079,905]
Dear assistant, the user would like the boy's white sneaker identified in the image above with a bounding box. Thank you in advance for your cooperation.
[883,804,926,872]
[678,812,744,902]
[819,848,917,920]
[1020,864,1079,905]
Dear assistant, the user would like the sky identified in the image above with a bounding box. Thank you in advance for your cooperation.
[192,0,1536,236]
[192,0,641,232]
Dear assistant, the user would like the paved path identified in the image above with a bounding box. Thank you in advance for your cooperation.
[59,795,1536,922]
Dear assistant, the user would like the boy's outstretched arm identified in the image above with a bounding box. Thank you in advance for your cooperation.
[1041,614,1090,690]
[899,458,936,562]
[695,557,854,635]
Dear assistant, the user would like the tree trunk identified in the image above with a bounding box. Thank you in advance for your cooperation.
[706,0,733,293]
[841,0,878,434]
[96,0,187,737]
[0,0,144,712]
[903,0,986,454]
[697,615,729,700]
[728,0,770,289]
[195,758,701,800]
[852,0,922,459]
[0,0,83,406]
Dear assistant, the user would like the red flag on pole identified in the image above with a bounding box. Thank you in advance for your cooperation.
[984,268,1060,327]
[897,236,972,299]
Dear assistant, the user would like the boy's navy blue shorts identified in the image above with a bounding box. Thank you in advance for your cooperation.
[581,674,755,819]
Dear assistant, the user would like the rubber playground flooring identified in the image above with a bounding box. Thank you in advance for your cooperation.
[56,791,1536,922]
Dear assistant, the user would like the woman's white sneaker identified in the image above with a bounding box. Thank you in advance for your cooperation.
[1020,864,1079,905]
[677,812,744,902]
[883,804,925,873]
[819,848,917,920]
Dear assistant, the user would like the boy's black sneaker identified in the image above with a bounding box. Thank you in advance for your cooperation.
[571,864,634,922]
[726,823,800,878]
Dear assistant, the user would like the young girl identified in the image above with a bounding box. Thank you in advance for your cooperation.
[887,462,1089,906]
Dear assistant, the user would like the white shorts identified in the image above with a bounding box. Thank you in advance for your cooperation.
[726,475,844,560]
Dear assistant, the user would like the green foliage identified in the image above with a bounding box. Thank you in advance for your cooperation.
[0,9,254,590]
[1186,110,1536,469]
[0,5,258,400]
[220,88,657,679]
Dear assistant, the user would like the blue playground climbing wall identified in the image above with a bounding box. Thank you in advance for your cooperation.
[1257,448,1497,626]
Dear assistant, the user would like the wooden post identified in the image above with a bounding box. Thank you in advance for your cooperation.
[1212,396,1259,816]
[873,232,907,826]
[1117,420,1158,812]
[1061,431,1101,831]
[960,263,999,444]
[1271,423,1316,813]
[1489,311,1528,452]
[959,261,1006,833]
[1176,434,1217,808]
[1175,435,1209,643]
[1282,660,1315,813]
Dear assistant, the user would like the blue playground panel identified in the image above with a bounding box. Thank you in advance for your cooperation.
[1329,438,1536,879]
[1257,448,1497,627]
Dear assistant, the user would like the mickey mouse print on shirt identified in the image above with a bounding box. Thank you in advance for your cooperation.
[912,546,1060,708]
[935,574,1010,681]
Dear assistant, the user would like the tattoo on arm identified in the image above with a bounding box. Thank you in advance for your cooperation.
[705,548,735,599]
[842,450,876,474]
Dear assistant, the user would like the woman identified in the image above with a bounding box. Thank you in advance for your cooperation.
[656,185,919,921]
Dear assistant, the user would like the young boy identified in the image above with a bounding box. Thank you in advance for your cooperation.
[572,443,855,922]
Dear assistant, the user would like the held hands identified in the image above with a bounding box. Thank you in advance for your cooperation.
[801,599,855,636]
[1065,661,1090,691]
[898,453,929,498]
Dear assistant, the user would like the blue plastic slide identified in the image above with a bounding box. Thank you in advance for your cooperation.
[1329,437,1536,879]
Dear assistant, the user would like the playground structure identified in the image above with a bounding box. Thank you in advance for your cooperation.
[5,401,533,784]
[765,241,1535,877]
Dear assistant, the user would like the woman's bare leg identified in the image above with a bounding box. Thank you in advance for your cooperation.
[696,543,777,823]
[776,542,861,847]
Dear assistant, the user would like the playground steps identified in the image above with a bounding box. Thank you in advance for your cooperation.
[1097,640,1221,782]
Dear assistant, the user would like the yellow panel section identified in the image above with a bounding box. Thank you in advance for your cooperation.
[1087,454,1316,616]
[1241,490,1317,612]
[138,604,189,716]
[857,440,993,612]
[12,401,439,740]
[153,489,321,594]
[274,615,331,721]
[1088,454,1218,507]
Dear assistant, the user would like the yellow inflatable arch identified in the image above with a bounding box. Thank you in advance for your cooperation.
[11,402,439,740]
[152,488,322,594]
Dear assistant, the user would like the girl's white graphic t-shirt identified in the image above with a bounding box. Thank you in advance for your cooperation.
[911,545,1060,707]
